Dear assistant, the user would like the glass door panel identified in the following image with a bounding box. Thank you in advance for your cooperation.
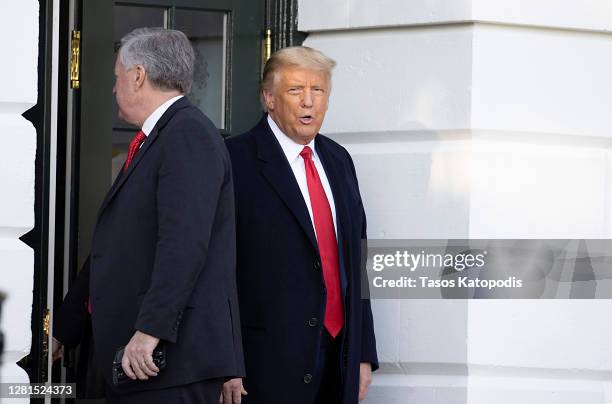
[175,9,228,130]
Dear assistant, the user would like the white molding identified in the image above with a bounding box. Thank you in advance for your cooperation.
[45,0,60,397]
[299,0,612,34]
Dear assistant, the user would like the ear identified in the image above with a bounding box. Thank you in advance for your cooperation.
[262,88,275,111]
[133,65,146,90]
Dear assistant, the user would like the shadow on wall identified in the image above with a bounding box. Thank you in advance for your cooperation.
[331,125,472,239]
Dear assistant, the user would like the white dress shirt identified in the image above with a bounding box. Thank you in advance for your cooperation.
[141,95,184,137]
[267,115,338,238]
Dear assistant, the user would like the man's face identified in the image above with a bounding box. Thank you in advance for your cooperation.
[263,67,330,145]
[113,57,139,126]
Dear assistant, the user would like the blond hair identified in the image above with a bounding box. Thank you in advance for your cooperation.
[261,46,336,108]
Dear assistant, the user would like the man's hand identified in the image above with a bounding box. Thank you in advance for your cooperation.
[219,378,247,404]
[121,330,160,380]
[51,337,64,362]
[359,362,372,402]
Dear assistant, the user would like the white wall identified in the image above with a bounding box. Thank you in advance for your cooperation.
[0,0,38,399]
[299,0,612,403]
[300,0,612,33]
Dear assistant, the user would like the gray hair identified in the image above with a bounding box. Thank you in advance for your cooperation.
[261,46,336,109]
[119,27,195,94]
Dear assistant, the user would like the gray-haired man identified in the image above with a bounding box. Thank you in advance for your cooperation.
[53,27,244,403]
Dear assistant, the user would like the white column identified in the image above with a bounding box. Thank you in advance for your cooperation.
[299,0,612,403]
[0,1,39,399]
[467,12,612,404]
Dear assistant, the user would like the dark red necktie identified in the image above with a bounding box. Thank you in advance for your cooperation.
[124,130,147,172]
[300,146,344,337]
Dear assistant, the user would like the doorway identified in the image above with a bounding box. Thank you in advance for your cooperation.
[54,0,268,401]
[42,0,304,401]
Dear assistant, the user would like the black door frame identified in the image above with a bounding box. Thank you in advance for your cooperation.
[18,0,71,395]
[266,0,306,51]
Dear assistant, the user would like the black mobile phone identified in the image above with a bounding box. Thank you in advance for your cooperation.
[112,342,167,386]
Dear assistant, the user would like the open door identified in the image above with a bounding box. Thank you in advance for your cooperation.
[71,0,267,271]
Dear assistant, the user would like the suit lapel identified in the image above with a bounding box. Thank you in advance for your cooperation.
[98,97,192,215]
[255,118,319,252]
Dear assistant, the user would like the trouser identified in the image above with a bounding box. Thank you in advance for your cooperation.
[105,378,224,404]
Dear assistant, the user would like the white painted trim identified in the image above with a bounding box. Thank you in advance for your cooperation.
[45,1,60,401]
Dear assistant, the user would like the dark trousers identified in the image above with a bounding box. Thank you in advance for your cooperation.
[313,330,342,404]
[105,378,224,404]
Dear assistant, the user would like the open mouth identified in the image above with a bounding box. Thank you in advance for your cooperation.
[299,115,313,124]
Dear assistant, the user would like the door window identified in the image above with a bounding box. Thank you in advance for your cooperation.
[112,4,229,180]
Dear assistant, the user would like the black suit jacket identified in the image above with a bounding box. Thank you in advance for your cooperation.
[225,117,378,404]
[55,97,245,393]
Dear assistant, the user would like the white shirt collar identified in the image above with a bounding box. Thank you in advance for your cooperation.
[267,114,317,163]
[141,95,184,136]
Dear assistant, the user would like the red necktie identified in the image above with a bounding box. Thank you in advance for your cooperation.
[124,130,147,172]
[300,146,344,337]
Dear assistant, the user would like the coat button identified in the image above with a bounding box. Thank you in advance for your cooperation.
[308,318,318,327]
[313,260,321,270]
[303,373,313,384]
